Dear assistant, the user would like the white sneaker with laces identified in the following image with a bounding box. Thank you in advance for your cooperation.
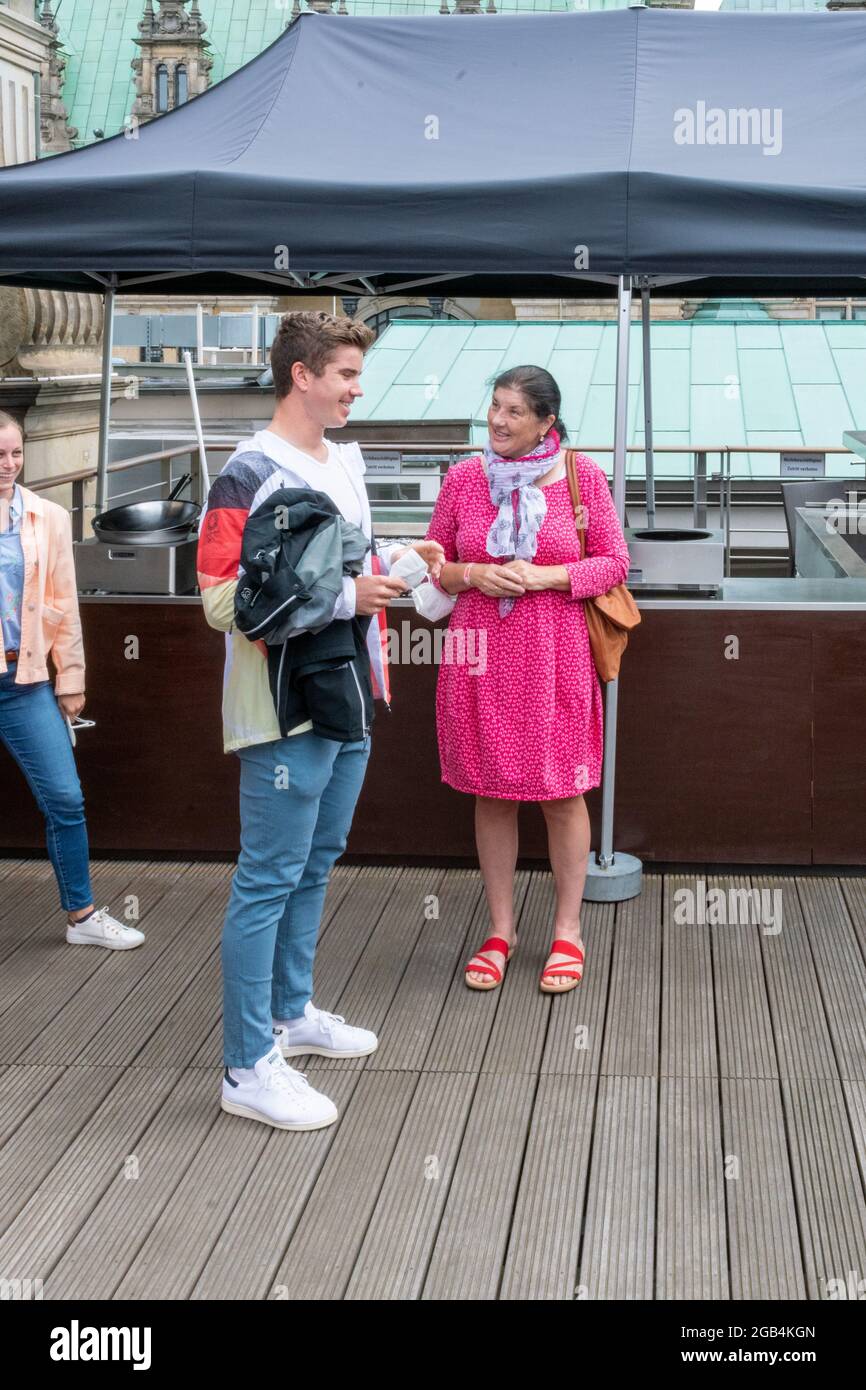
[273,1001,378,1059]
[66,905,145,950]
[220,1043,338,1130]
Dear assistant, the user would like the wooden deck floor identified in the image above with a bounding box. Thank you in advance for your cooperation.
[0,857,865,1300]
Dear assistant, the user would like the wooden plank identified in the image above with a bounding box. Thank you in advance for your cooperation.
[289,864,410,1021]
[754,874,839,1080]
[722,1078,806,1299]
[477,871,557,1076]
[579,1075,657,1299]
[48,1071,221,1300]
[77,878,227,1067]
[20,863,231,1065]
[366,871,482,1071]
[500,1075,596,1300]
[421,1072,535,1300]
[420,872,531,1075]
[0,1064,64,1150]
[265,1072,418,1299]
[113,1098,269,1299]
[796,877,866,1081]
[842,1078,866,1231]
[345,1073,476,1299]
[600,873,662,1078]
[0,858,57,934]
[711,874,779,1080]
[656,1077,728,1299]
[0,862,157,1057]
[0,1066,121,1238]
[0,858,138,978]
[317,864,361,941]
[540,896,615,1076]
[838,875,866,959]
[0,1068,176,1282]
[188,865,386,1070]
[662,874,718,1079]
[781,1076,866,1299]
[312,869,446,1072]
[192,1070,364,1300]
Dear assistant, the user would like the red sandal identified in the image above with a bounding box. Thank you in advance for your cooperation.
[540,938,585,994]
[464,935,516,992]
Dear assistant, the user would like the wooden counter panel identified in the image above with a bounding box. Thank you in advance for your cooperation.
[0,602,861,865]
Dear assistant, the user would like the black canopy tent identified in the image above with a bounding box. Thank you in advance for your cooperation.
[2,7,864,895]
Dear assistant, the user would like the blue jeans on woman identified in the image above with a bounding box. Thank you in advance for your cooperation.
[0,663,93,911]
[222,729,371,1069]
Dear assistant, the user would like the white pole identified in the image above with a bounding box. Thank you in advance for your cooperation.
[196,303,204,365]
[95,280,117,515]
[584,274,643,903]
[183,350,210,503]
[251,304,259,365]
[641,283,656,529]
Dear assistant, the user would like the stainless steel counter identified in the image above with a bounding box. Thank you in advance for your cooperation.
[78,577,866,612]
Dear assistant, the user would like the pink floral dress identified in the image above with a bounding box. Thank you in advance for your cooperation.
[424,452,631,801]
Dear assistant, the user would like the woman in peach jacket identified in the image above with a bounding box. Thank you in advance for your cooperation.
[0,411,143,949]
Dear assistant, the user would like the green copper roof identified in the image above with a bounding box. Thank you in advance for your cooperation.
[352,319,866,478]
[54,0,809,150]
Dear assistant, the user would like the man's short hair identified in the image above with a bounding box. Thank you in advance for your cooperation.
[270,310,375,400]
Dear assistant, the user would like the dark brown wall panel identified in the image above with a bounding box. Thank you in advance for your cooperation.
[0,601,862,866]
[812,618,866,865]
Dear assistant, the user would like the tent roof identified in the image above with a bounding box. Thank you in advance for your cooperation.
[2,10,866,298]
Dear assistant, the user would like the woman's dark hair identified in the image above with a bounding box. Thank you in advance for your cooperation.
[489,364,569,444]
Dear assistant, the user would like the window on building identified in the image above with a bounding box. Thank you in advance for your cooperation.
[156,65,169,114]
[175,65,188,107]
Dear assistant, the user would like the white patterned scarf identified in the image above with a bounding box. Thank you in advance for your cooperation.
[484,426,561,617]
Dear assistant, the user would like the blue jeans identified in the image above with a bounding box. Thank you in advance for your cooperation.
[222,730,371,1068]
[0,664,93,911]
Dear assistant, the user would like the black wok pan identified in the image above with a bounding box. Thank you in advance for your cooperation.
[93,475,201,546]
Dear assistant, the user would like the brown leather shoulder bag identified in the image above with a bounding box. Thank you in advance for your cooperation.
[564,448,641,683]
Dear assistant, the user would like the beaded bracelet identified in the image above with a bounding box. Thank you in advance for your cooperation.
[463,563,473,587]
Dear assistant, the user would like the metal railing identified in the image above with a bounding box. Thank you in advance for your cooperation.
[25,441,864,574]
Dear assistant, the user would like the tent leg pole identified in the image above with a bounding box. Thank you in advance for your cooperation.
[96,282,116,516]
[584,273,642,903]
[641,283,655,530]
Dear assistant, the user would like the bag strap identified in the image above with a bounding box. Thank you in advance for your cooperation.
[564,448,586,562]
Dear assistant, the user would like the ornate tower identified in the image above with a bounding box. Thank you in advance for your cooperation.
[38,1,78,153]
[131,1,212,127]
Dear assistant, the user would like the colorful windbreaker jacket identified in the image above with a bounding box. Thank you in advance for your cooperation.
[196,433,397,753]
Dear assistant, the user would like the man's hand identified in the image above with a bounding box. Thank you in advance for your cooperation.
[57,692,86,720]
[390,540,446,580]
[354,574,409,615]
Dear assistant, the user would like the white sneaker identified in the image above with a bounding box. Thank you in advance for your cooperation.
[220,1043,338,1131]
[273,1001,378,1060]
[66,905,145,950]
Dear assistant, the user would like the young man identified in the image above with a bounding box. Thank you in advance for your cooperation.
[197,311,444,1131]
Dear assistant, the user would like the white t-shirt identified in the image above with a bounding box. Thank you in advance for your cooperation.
[257,429,365,531]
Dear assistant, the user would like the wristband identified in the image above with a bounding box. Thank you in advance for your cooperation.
[463,563,474,587]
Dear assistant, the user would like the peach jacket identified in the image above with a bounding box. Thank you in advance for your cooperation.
[0,485,85,693]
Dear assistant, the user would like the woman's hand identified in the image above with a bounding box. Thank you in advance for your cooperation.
[470,563,526,598]
[391,540,446,579]
[58,692,85,720]
[499,559,551,592]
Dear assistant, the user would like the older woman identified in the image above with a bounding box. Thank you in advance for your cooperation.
[0,411,143,949]
[424,366,631,994]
